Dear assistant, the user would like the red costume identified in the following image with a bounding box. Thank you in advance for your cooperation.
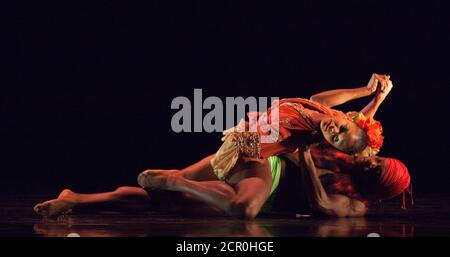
[310,145,412,208]
[211,98,349,180]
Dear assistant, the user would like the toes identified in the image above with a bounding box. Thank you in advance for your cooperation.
[34,202,51,217]
[137,170,175,189]
[33,204,42,214]
[138,170,156,187]
[137,172,147,187]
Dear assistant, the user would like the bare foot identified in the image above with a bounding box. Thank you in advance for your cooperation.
[34,189,79,218]
[137,169,181,190]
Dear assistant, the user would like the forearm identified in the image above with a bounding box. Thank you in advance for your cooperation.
[310,87,372,107]
[298,150,367,217]
[298,150,331,208]
[361,78,393,118]
[361,97,383,119]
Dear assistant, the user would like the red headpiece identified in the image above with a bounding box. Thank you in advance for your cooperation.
[357,117,384,151]
[346,112,384,156]
[375,158,411,204]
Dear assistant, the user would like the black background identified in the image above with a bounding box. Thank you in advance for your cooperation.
[4,1,450,196]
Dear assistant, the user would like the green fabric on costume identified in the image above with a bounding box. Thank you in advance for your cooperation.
[268,156,282,195]
[260,156,282,213]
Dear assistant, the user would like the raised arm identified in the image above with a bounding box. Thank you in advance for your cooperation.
[297,147,367,217]
[361,78,393,119]
[309,73,386,107]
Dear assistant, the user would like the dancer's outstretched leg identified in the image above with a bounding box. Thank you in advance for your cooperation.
[33,186,150,218]
[33,154,217,218]
[35,154,272,219]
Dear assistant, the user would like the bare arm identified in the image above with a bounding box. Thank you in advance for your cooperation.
[297,148,367,217]
[309,73,385,107]
[361,78,393,119]
[310,87,372,108]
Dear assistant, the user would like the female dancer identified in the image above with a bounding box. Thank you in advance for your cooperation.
[138,73,389,187]
[34,74,403,218]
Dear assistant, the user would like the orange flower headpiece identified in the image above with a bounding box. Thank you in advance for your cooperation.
[346,112,384,156]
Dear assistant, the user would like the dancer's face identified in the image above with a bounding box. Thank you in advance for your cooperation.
[320,117,366,154]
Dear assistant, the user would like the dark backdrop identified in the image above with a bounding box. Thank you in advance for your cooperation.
[4,1,450,195]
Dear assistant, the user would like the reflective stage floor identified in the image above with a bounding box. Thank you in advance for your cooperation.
[1,195,449,237]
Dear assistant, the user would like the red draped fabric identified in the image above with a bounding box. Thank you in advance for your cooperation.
[309,144,411,205]
[247,98,346,160]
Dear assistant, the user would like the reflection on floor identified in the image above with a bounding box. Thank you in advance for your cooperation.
[1,195,449,237]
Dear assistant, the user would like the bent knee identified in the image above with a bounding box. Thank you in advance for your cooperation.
[229,199,260,219]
